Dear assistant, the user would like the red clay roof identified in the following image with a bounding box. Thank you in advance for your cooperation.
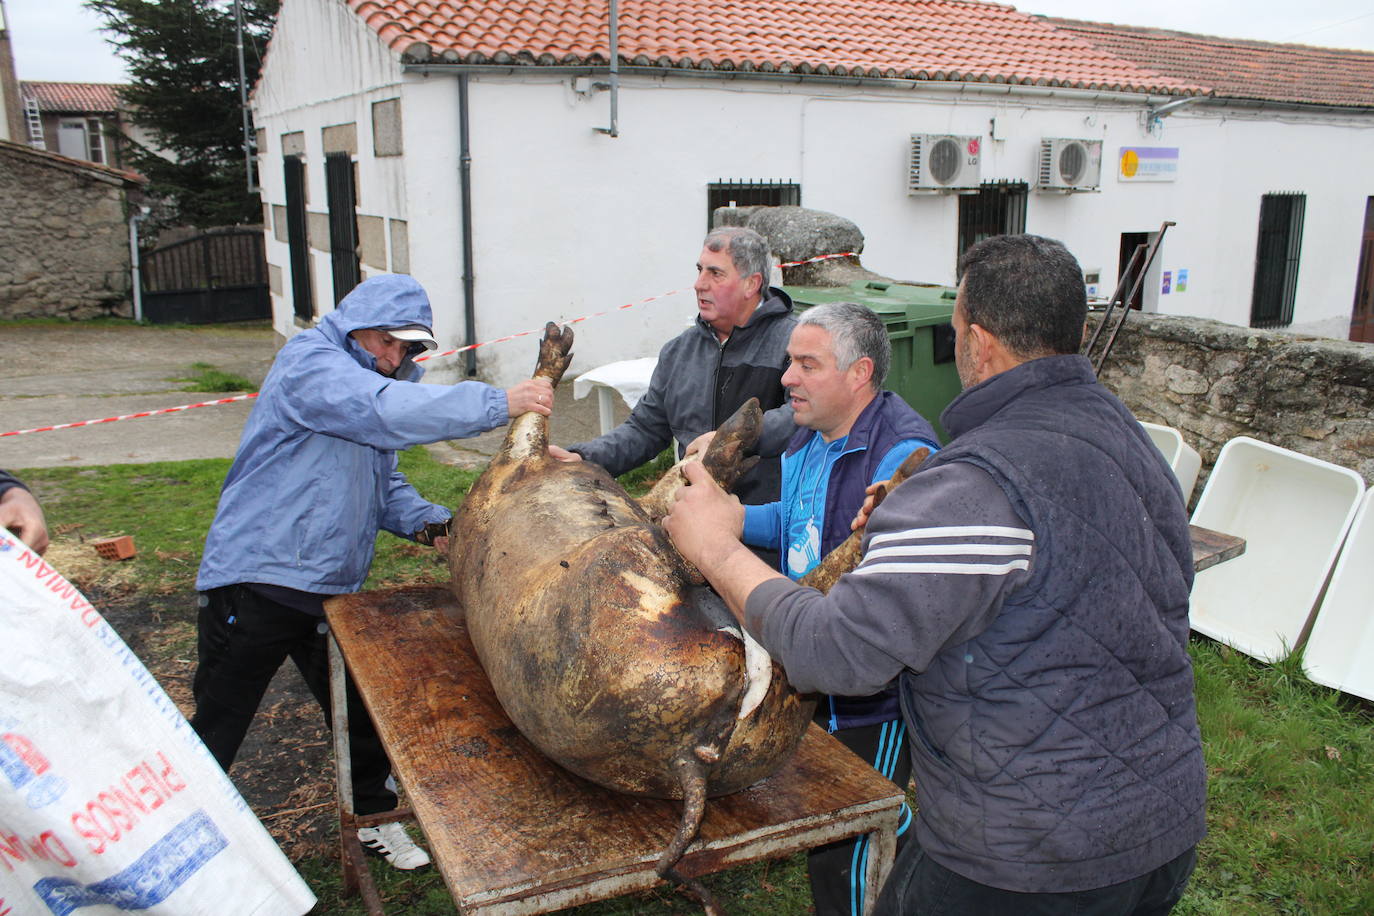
[0,138,145,185]
[1044,18,1374,109]
[22,81,127,113]
[347,0,1205,94]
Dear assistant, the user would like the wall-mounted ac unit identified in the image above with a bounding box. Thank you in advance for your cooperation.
[909,134,982,193]
[1038,138,1103,191]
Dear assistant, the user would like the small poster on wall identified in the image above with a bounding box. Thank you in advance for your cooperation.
[1177,269,1189,292]
[1118,147,1179,182]
[1162,271,1172,295]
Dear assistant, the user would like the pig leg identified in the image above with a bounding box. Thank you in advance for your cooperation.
[503,322,574,464]
[799,446,930,594]
[638,397,763,522]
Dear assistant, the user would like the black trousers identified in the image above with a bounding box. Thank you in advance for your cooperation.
[190,584,398,816]
[809,717,914,916]
[875,840,1198,916]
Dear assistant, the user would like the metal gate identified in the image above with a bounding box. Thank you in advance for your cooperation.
[140,228,270,324]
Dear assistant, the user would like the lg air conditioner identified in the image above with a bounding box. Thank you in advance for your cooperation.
[909,134,982,193]
[1037,138,1103,192]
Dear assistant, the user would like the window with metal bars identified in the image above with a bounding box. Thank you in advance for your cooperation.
[1250,193,1305,329]
[706,180,800,230]
[957,181,1028,260]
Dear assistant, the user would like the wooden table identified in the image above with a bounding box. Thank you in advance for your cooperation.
[324,586,904,915]
[1190,524,1246,572]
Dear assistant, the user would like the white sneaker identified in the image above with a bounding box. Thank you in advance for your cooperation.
[357,822,431,870]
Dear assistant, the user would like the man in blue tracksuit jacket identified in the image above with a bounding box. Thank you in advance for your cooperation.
[667,236,1205,915]
[193,275,553,870]
[724,301,940,916]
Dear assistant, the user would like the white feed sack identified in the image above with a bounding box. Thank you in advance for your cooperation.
[0,528,315,915]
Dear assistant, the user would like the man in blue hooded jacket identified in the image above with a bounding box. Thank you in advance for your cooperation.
[192,275,552,870]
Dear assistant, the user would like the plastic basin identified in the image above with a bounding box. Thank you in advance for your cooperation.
[1189,437,1365,661]
[1302,488,1374,700]
[1140,421,1202,503]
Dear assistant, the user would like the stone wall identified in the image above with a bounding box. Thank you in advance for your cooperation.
[1094,312,1374,491]
[0,141,141,319]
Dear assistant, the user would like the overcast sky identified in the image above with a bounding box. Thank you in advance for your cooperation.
[5,0,1374,85]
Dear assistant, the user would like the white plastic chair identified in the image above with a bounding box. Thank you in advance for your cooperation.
[1140,421,1202,504]
[1189,437,1365,662]
[1302,488,1374,700]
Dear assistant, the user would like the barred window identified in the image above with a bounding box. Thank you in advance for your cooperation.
[957,180,1028,260]
[1250,192,1306,329]
[707,180,800,230]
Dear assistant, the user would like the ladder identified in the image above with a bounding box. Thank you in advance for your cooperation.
[1082,220,1174,375]
[23,96,45,149]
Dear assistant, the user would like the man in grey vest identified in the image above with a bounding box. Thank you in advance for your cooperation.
[666,234,1205,914]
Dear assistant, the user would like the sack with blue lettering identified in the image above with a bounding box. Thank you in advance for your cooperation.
[0,529,316,915]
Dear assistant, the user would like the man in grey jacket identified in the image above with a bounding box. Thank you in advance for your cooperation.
[550,226,795,507]
[666,235,1205,914]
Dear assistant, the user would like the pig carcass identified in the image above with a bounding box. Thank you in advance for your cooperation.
[449,324,813,899]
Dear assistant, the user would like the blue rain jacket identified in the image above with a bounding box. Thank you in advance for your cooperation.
[196,275,508,594]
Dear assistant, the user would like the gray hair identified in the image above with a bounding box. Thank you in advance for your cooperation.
[703,227,770,293]
[798,301,890,390]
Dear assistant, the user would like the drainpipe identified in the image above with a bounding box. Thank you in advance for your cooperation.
[128,205,148,322]
[233,0,257,193]
[593,0,619,137]
[458,73,477,376]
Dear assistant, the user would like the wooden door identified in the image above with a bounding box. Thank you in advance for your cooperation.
[1351,198,1374,343]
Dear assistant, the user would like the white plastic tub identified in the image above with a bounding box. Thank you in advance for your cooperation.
[1189,437,1365,662]
[1140,421,1202,504]
[1302,488,1374,700]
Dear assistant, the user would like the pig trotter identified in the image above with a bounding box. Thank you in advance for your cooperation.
[535,321,575,384]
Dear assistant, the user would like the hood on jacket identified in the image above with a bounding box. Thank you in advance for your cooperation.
[694,285,794,339]
[316,275,436,379]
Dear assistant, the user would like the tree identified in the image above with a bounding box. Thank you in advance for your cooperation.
[87,0,279,230]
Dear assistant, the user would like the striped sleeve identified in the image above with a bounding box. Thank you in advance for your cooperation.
[745,460,1032,696]
[854,523,1033,578]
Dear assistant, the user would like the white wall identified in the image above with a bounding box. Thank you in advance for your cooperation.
[254,0,405,342]
[444,74,1374,386]
[254,0,1374,388]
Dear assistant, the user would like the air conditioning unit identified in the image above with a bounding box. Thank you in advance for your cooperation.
[909,134,982,193]
[1038,138,1103,192]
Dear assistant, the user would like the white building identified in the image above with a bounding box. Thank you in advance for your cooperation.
[252,0,1374,387]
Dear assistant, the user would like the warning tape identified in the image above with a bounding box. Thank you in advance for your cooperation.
[0,250,858,437]
[0,395,260,438]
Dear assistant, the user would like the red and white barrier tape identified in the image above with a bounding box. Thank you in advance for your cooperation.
[1,394,260,438]
[1,250,858,437]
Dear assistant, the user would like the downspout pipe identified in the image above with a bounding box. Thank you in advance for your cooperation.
[458,73,477,376]
[128,205,147,322]
[593,0,619,136]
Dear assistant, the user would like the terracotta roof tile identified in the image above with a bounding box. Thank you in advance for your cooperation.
[21,81,127,113]
[1045,17,1374,109]
[345,0,1204,95]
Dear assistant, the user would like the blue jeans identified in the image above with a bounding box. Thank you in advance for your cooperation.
[875,841,1197,916]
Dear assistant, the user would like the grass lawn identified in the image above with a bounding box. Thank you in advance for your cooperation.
[11,449,1373,914]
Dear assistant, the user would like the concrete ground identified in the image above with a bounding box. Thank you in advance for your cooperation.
[0,323,625,470]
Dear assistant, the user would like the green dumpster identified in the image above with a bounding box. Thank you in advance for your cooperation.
[782,280,961,444]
